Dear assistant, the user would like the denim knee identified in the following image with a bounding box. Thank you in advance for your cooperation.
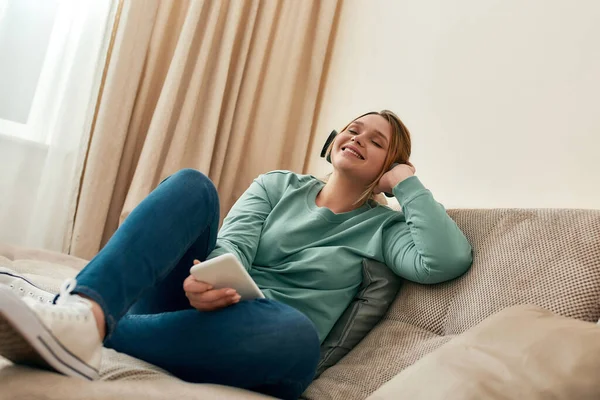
[167,169,219,215]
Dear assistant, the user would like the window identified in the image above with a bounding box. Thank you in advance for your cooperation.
[0,0,60,143]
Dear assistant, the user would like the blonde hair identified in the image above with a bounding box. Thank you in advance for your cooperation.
[325,110,412,205]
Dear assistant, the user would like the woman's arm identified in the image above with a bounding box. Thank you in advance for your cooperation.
[382,176,473,284]
[207,175,273,271]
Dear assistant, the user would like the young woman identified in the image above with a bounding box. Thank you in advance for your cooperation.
[0,110,472,399]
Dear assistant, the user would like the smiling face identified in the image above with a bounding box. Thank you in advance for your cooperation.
[330,113,394,185]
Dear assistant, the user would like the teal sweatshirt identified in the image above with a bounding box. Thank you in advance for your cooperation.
[207,171,472,342]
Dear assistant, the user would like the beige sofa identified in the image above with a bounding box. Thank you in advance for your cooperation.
[1,208,600,399]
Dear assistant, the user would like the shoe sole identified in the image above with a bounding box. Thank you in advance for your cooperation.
[0,286,99,380]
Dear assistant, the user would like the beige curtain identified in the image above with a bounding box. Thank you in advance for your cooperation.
[69,0,342,259]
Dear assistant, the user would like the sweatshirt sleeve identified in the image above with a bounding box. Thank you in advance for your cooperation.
[382,176,473,284]
[206,175,272,271]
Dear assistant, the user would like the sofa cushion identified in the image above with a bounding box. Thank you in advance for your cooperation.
[0,365,274,400]
[367,304,600,400]
[303,209,600,400]
[317,259,402,377]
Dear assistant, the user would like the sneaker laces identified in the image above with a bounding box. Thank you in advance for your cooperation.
[42,279,92,322]
[55,279,80,306]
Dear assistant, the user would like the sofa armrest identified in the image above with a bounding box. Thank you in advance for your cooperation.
[0,242,88,271]
[367,304,600,400]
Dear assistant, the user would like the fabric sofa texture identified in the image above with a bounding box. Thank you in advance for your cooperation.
[1,208,599,399]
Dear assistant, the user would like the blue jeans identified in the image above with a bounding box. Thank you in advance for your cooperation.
[72,169,320,399]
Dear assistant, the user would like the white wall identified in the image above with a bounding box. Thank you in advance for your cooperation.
[307,0,600,209]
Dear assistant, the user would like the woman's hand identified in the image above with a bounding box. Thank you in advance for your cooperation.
[183,259,241,311]
[374,162,416,195]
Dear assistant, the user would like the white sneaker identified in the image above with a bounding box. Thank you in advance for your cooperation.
[0,267,55,304]
[0,278,102,380]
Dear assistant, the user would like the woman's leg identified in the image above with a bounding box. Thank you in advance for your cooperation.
[105,299,320,400]
[0,169,220,380]
[73,168,220,336]
[124,224,214,315]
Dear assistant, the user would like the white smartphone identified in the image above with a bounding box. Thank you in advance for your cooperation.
[189,253,265,301]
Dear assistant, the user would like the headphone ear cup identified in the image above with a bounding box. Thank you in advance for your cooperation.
[320,130,338,163]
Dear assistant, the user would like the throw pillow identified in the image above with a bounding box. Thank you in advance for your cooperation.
[367,304,600,400]
[316,259,402,377]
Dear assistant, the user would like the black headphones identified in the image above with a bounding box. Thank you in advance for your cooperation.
[319,130,396,198]
[319,130,338,163]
